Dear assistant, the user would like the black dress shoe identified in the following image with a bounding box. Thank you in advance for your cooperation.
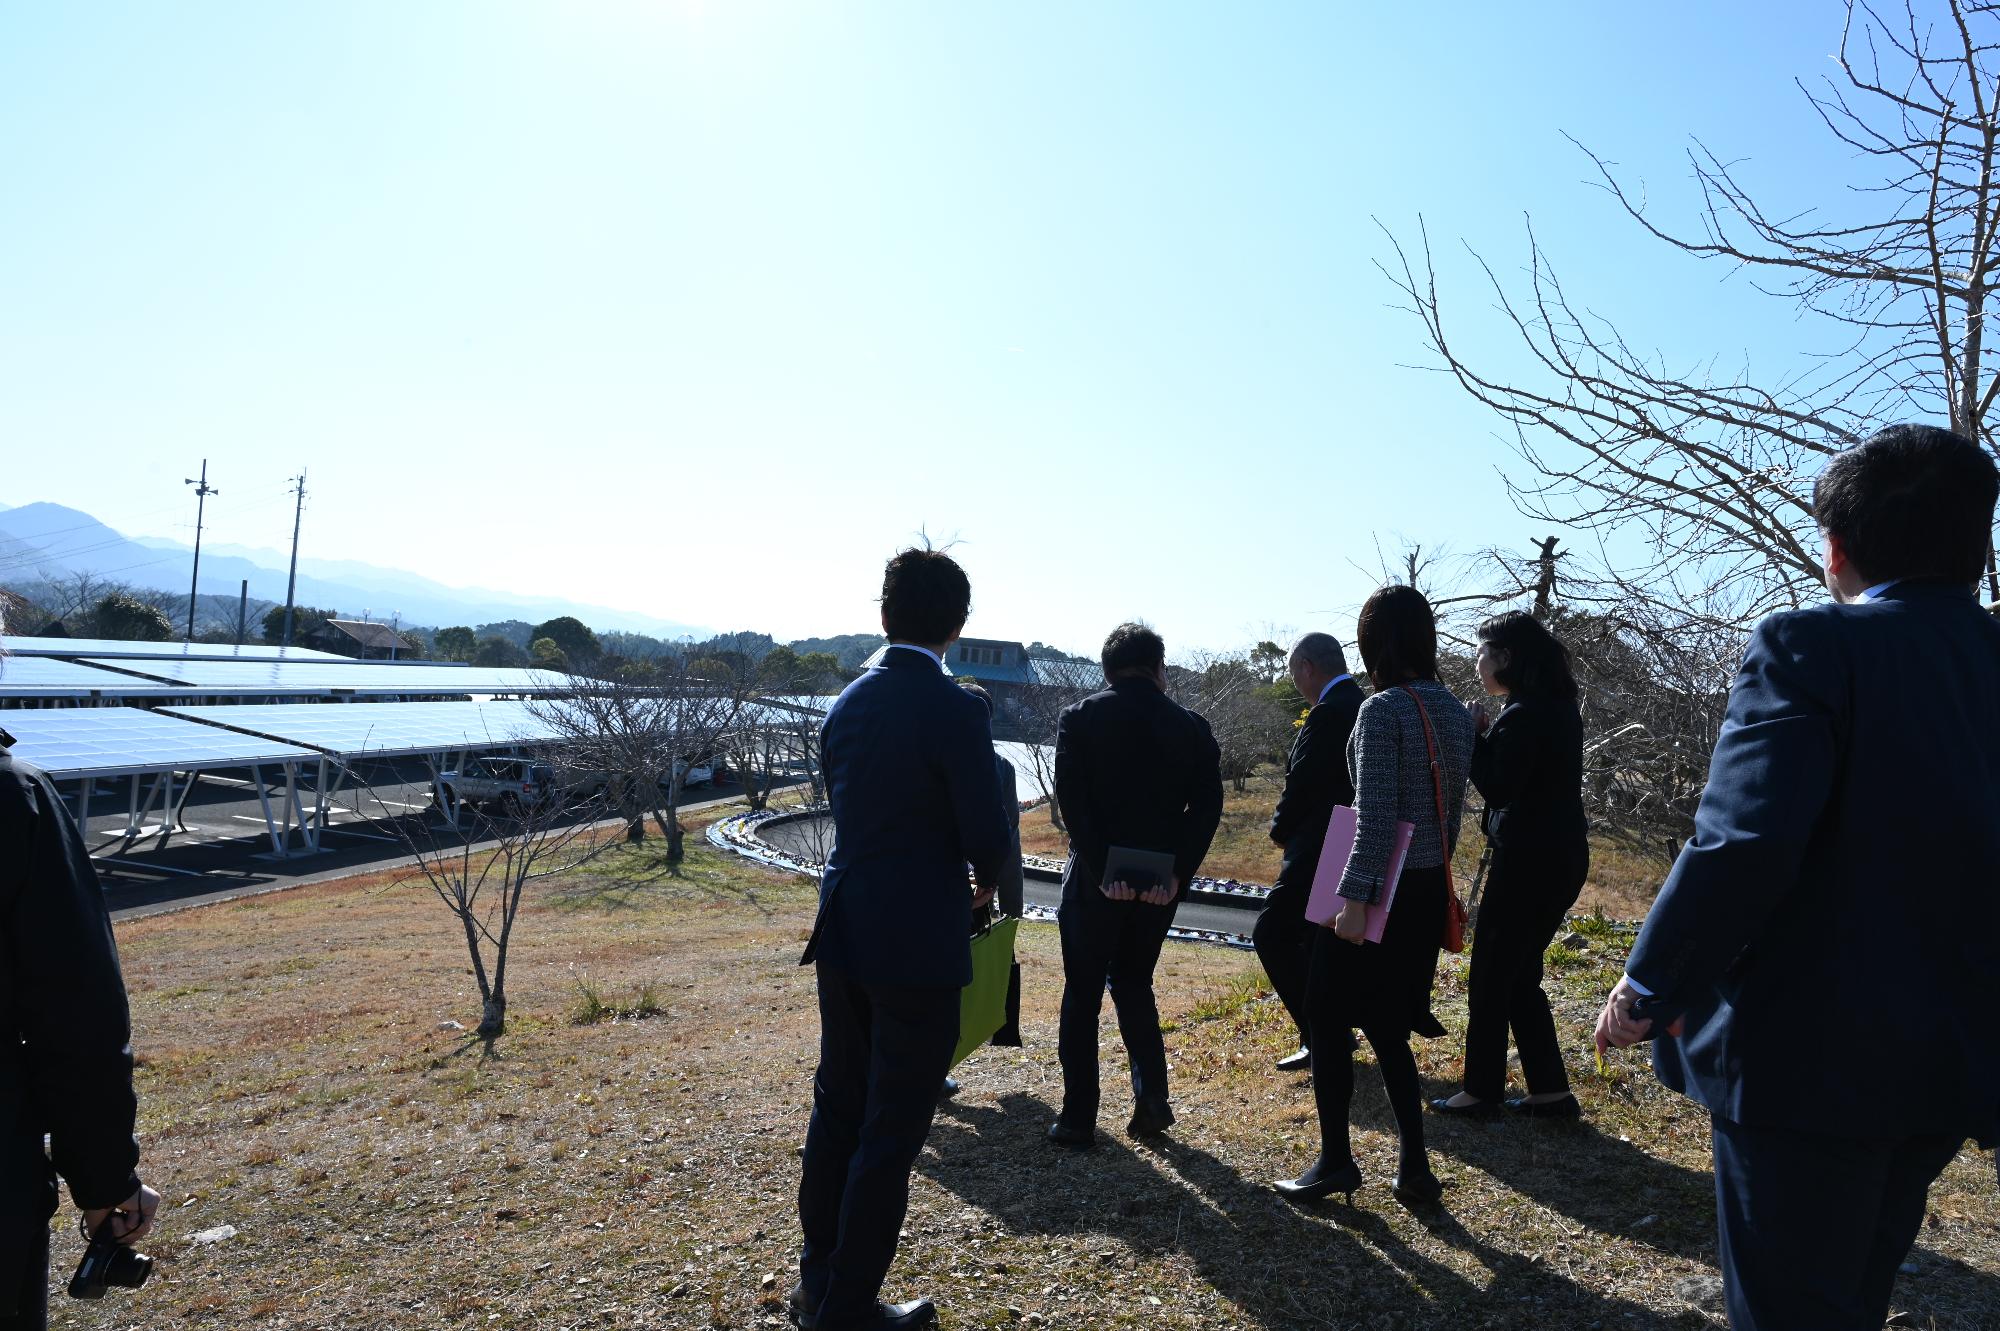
[939,1075,961,1100]
[1427,1095,1501,1118]
[1391,1166,1443,1207]
[1505,1094,1582,1119]
[786,1281,820,1328]
[1275,1047,1312,1072]
[819,1298,937,1331]
[1127,1097,1176,1138]
[1046,1118,1096,1149]
[1274,1156,1362,1203]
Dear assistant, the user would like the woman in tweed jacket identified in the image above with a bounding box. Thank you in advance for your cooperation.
[1276,584,1474,1208]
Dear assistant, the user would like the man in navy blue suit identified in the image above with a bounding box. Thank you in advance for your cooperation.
[1596,424,2000,1330]
[792,548,1010,1331]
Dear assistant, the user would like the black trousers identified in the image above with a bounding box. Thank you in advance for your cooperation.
[1710,1114,1962,1330]
[797,965,960,1327]
[1056,885,1175,1123]
[1460,843,1585,1102]
[1252,881,1312,1048]
[0,1219,48,1331]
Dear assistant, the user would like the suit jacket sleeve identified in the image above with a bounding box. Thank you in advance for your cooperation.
[1469,704,1536,810]
[1054,705,1104,871]
[995,758,1025,917]
[1174,715,1226,888]
[1624,612,1843,1004]
[1271,706,1341,846]
[944,698,1009,882]
[8,764,142,1210]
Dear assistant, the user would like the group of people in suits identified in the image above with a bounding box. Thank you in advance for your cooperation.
[789,425,2000,1331]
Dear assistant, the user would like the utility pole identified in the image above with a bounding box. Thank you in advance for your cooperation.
[236,579,249,645]
[282,470,306,648]
[183,460,219,641]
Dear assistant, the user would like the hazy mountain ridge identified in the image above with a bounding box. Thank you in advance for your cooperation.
[0,501,709,638]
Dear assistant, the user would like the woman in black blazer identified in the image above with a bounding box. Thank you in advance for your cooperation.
[1431,611,1589,1119]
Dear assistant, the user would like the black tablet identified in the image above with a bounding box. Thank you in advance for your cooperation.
[1101,845,1178,895]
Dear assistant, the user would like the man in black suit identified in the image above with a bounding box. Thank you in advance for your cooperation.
[3,642,161,1329]
[793,549,1011,1331]
[1257,632,1363,1071]
[1596,424,2000,1331]
[1048,623,1224,1148]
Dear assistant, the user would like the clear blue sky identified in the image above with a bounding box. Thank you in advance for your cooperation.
[0,2,1862,652]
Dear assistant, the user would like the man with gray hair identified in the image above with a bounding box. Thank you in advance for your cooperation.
[1258,633,1363,1071]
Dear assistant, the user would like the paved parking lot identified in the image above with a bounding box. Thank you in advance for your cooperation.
[58,760,764,920]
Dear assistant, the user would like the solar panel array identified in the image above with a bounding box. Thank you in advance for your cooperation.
[1,635,352,661]
[0,657,189,697]
[160,700,575,759]
[1,707,321,779]
[78,659,569,695]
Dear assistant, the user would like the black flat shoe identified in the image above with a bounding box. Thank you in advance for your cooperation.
[1274,1156,1363,1203]
[1275,1047,1312,1072]
[820,1298,937,1331]
[939,1075,961,1100]
[1391,1167,1443,1207]
[1046,1118,1096,1149]
[1505,1094,1582,1119]
[1127,1097,1176,1138]
[1427,1095,1501,1118]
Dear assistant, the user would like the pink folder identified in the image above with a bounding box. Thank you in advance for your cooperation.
[1304,805,1413,944]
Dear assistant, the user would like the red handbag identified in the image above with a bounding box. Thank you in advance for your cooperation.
[1402,685,1469,955]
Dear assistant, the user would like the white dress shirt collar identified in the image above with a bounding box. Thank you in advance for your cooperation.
[1316,674,1353,704]
[886,643,945,669]
[1860,580,1903,602]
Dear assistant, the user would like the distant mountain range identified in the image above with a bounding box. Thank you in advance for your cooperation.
[0,501,708,639]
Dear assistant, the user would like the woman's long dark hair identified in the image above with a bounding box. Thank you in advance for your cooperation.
[1478,610,1578,702]
[1356,584,1438,688]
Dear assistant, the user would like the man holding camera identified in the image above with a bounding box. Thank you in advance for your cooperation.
[2,706,158,1327]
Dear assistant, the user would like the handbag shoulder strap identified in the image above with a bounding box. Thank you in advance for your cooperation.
[1400,684,1456,896]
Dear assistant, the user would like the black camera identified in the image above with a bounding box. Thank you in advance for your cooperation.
[68,1218,153,1300]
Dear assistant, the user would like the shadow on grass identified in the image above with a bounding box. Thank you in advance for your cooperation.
[1418,1097,1716,1262]
[922,1091,1712,1329]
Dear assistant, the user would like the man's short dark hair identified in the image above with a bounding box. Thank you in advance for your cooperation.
[1814,424,1999,585]
[957,679,995,717]
[1356,584,1438,687]
[880,548,971,644]
[1100,622,1165,678]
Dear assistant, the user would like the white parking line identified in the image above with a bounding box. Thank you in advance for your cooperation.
[92,857,206,878]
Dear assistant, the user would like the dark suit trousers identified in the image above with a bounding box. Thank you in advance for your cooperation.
[0,1218,48,1331]
[1461,845,1585,1102]
[1710,1114,1961,1330]
[797,965,960,1326]
[1252,881,1312,1047]
[1057,887,1175,1121]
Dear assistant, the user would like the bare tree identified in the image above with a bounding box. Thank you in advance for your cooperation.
[1170,650,1297,794]
[528,654,749,863]
[724,699,827,813]
[1007,656,1101,830]
[372,767,611,1039]
[1383,0,2000,623]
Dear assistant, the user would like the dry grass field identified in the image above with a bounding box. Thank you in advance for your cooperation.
[53,809,1999,1330]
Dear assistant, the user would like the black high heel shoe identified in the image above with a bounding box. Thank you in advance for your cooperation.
[1274,1156,1363,1204]
[1391,1164,1443,1207]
